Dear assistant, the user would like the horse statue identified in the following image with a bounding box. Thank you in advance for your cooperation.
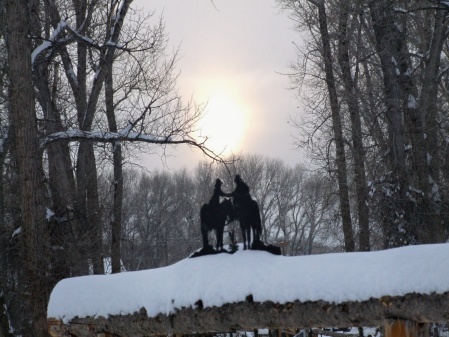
[200,198,235,251]
[235,198,262,250]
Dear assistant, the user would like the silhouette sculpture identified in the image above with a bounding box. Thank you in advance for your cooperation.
[200,198,235,251]
[237,198,262,250]
[228,174,262,250]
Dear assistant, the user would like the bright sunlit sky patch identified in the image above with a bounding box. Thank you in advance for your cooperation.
[195,79,249,156]
[134,0,304,170]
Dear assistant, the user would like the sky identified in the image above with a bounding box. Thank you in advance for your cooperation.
[132,0,304,171]
[47,243,449,323]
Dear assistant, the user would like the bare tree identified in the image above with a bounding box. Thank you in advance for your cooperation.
[282,0,449,248]
[336,0,370,251]
[280,0,355,251]
[26,0,228,277]
[1,0,233,332]
[5,0,51,335]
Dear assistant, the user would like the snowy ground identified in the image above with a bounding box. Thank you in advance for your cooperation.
[47,243,449,324]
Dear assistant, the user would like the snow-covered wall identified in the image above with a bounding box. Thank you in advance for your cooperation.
[47,243,449,323]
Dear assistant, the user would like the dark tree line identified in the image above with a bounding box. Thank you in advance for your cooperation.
[280,0,449,250]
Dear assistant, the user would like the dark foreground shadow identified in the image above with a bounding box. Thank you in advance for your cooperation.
[190,241,281,258]
[251,240,282,255]
[190,245,235,258]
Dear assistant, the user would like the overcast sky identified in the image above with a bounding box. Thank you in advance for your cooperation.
[133,0,304,171]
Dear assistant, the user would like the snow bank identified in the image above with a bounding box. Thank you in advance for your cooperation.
[47,243,449,323]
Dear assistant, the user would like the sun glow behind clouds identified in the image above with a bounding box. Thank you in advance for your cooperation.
[197,88,247,156]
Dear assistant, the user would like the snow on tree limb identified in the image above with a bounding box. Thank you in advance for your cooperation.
[41,128,223,162]
[31,1,134,66]
[44,129,178,144]
[31,21,68,65]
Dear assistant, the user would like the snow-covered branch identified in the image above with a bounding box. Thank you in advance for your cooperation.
[41,128,223,162]
[43,129,158,144]
[31,21,68,65]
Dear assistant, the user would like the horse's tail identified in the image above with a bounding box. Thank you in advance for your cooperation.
[200,203,209,230]
[251,199,262,230]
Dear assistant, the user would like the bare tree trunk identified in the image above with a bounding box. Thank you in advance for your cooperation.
[36,62,76,216]
[0,169,10,337]
[337,2,370,251]
[5,0,51,335]
[416,8,447,243]
[369,0,411,247]
[111,142,123,270]
[85,145,104,275]
[317,0,355,252]
[33,57,76,279]
[0,294,9,337]
[75,143,104,275]
[105,60,123,274]
[71,0,132,275]
[359,57,387,152]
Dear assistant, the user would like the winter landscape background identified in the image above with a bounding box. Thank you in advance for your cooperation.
[2,0,449,336]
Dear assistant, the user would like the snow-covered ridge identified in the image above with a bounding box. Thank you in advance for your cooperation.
[47,243,449,324]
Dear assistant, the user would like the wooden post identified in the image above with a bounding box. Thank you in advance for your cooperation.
[384,320,429,337]
[358,327,364,337]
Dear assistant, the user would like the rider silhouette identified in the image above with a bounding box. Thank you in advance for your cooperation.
[208,178,227,218]
[228,174,251,217]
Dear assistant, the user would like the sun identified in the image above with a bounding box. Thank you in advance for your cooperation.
[197,90,246,155]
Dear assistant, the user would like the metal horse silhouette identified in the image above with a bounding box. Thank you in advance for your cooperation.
[235,198,262,250]
[200,198,235,251]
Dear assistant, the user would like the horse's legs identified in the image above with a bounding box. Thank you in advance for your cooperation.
[250,200,262,246]
[252,226,260,243]
[246,226,251,249]
[202,228,209,248]
[216,227,224,251]
[241,223,247,250]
